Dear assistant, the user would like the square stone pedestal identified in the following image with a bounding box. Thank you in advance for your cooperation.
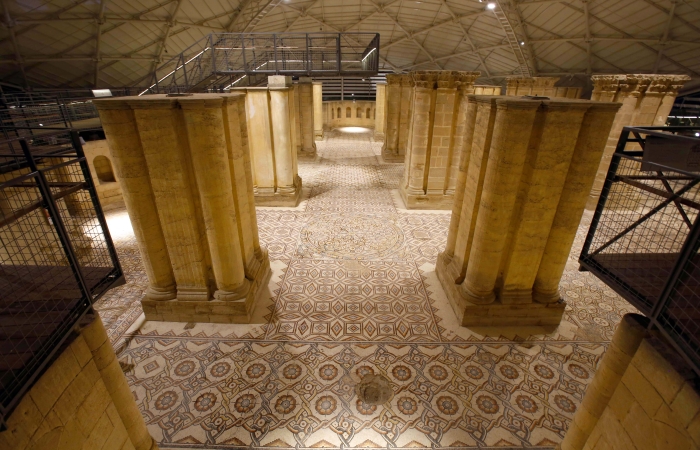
[399,187,454,210]
[254,176,303,207]
[141,250,271,323]
[381,148,405,163]
[435,253,566,327]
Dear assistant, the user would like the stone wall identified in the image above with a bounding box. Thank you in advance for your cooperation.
[558,313,700,450]
[474,85,502,95]
[82,139,124,211]
[0,315,158,450]
[324,100,376,128]
[382,74,413,162]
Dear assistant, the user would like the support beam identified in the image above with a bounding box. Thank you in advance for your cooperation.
[1,0,28,88]
[400,44,511,70]
[582,0,592,74]
[488,1,532,76]
[93,0,108,87]
[226,0,283,32]
[440,2,492,77]
[653,0,676,73]
[149,0,184,75]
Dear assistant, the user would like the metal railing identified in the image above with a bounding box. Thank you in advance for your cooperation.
[142,32,381,95]
[580,126,700,375]
[0,129,124,430]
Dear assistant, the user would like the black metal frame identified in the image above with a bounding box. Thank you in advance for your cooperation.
[0,129,124,430]
[144,32,381,94]
[580,125,700,376]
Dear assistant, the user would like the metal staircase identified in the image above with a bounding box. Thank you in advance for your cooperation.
[141,32,380,95]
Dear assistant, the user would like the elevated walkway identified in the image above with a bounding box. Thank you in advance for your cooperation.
[141,32,380,95]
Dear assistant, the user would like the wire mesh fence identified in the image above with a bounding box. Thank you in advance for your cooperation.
[0,129,123,430]
[580,126,700,375]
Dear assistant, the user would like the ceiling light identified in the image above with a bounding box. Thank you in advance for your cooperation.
[520,41,525,45]
[487,3,496,9]
[696,133,700,137]
[39,123,43,126]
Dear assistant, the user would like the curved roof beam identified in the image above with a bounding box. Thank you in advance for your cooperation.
[226,0,283,32]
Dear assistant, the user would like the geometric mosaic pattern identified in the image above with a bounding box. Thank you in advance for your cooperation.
[265,260,441,341]
[95,127,639,449]
[123,336,603,449]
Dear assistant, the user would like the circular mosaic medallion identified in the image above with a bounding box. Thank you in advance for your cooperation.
[300,214,404,260]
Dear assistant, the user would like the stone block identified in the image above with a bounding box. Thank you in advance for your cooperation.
[673,382,700,428]
[622,364,663,417]
[30,346,82,416]
[607,381,635,422]
[633,339,685,404]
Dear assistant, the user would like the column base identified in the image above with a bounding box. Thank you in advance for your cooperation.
[381,147,405,163]
[298,146,317,160]
[399,186,454,210]
[314,130,324,140]
[145,285,177,301]
[374,131,385,141]
[254,176,303,206]
[436,253,566,327]
[141,249,272,324]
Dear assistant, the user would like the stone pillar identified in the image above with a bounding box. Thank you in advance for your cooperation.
[296,77,316,156]
[94,100,176,301]
[398,75,413,157]
[399,71,480,209]
[459,99,540,306]
[270,87,299,196]
[130,97,211,302]
[374,82,386,140]
[220,93,265,277]
[498,101,590,304]
[401,72,436,203]
[82,314,159,450]
[445,74,477,196]
[436,96,620,327]
[97,94,271,324]
[533,103,621,303]
[557,314,648,450]
[313,81,324,140]
[245,85,303,207]
[179,97,250,301]
[442,95,479,262]
[289,84,301,154]
[382,74,404,161]
[587,74,690,209]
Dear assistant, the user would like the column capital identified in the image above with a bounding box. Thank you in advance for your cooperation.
[412,71,439,89]
[386,73,404,85]
[591,75,624,95]
[495,97,542,110]
[437,71,460,89]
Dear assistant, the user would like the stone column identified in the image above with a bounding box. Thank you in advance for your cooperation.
[270,87,299,196]
[382,74,403,161]
[558,314,648,450]
[179,96,250,301]
[246,89,276,194]
[398,75,413,157]
[445,73,478,196]
[447,98,498,283]
[82,314,159,450]
[296,77,316,156]
[374,82,387,140]
[130,97,210,302]
[313,81,324,140]
[460,99,540,305]
[220,93,264,276]
[442,95,479,262]
[533,103,621,303]
[426,72,459,198]
[400,72,436,204]
[94,99,176,301]
[498,101,590,304]
[653,76,689,125]
[289,84,301,154]
[588,76,645,207]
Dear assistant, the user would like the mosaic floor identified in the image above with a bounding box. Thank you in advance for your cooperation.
[95,127,637,450]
